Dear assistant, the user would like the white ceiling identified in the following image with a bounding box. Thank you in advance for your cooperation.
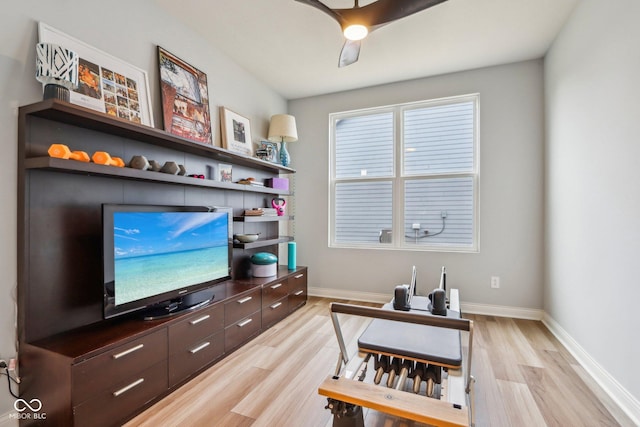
[153,0,580,100]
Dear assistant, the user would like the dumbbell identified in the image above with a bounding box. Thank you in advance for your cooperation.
[92,151,125,167]
[160,161,179,175]
[48,144,90,162]
[160,161,186,175]
[129,155,150,170]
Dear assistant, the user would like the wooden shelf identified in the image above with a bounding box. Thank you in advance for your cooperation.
[24,157,291,195]
[20,99,296,174]
[233,236,294,249]
[233,215,294,222]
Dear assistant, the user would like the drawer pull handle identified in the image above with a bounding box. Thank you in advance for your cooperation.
[294,290,304,296]
[113,378,144,397]
[237,296,252,304]
[270,302,282,310]
[270,283,283,289]
[294,274,304,279]
[190,341,211,354]
[237,318,253,328]
[112,344,144,360]
[190,314,211,325]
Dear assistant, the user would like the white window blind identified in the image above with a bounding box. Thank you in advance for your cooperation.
[330,94,478,251]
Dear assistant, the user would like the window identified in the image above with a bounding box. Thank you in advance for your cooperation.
[329,94,479,251]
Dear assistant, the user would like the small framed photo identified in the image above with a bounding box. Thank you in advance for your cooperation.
[218,163,232,182]
[256,140,279,163]
[220,107,253,156]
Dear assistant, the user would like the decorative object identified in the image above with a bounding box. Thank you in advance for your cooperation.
[271,197,287,216]
[38,22,153,126]
[158,47,212,145]
[256,140,279,163]
[250,252,278,277]
[218,163,232,182]
[35,43,79,102]
[265,177,289,191]
[288,241,297,270]
[220,107,253,156]
[234,233,260,243]
[268,114,298,167]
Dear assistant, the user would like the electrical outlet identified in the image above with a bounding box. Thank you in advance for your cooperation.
[0,359,6,369]
[441,211,448,218]
[412,223,420,230]
[490,276,500,289]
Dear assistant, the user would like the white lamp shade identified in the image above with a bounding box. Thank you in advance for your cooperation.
[268,114,298,143]
[36,43,79,89]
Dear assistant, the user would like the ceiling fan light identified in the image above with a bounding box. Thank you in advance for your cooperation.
[343,24,368,41]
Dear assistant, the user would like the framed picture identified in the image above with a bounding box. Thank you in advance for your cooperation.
[218,163,232,182]
[158,47,212,145]
[220,107,253,156]
[38,22,153,127]
[256,140,279,163]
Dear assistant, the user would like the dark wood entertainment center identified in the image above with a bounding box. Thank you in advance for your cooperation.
[17,100,307,426]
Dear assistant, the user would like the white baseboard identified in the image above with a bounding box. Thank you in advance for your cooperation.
[542,313,640,426]
[308,286,390,304]
[309,286,639,425]
[460,301,544,320]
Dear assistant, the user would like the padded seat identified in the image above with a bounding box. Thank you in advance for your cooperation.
[357,296,462,367]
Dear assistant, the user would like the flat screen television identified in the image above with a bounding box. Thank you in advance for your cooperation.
[102,204,232,319]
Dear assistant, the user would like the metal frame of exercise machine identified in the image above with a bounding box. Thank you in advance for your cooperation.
[318,289,475,427]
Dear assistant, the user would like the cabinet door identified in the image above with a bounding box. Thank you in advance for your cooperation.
[224,288,261,325]
[224,310,261,352]
[262,296,289,328]
[169,303,224,355]
[262,278,289,308]
[71,329,167,405]
[288,269,308,312]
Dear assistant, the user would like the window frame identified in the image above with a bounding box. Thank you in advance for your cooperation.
[329,94,480,252]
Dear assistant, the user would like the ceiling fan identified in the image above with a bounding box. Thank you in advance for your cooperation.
[295,0,449,67]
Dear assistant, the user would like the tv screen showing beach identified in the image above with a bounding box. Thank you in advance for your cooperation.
[113,211,229,306]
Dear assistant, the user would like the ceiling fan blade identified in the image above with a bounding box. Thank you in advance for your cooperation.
[338,0,449,27]
[339,39,361,68]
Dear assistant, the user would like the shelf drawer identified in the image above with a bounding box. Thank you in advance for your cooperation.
[262,279,289,307]
[74,359,168,427]
[288,270,308,312]
[225,310,261,352]
[224,288,261,325]
[169,303,224,356]
[262,296,289,329]
[169,330,224,387]
[71,329,167,404]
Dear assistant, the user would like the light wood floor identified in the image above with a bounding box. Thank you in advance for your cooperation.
[125,297,635,427]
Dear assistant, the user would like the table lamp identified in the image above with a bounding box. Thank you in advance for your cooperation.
[36,42,79,102]
[268,114,298,167]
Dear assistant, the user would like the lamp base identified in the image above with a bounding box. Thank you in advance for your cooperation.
[280,141,290,167]
[43,84,70,102]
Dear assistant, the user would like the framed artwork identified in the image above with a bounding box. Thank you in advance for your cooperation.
[220,107,253,156]
[38,22,153,126]
[158,47,212,145]
[256,140,279,163]
[218,163,232,182]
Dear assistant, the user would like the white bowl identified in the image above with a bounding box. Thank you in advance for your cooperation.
[234,233,260,243]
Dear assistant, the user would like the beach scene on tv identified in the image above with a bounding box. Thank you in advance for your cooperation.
[113,211,229,306]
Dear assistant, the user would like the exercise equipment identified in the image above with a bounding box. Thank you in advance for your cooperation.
[318,268,475,427]
[271,197,287,216]
[129,155,150,170]
[92,151,125,167]
[48,144,90,162]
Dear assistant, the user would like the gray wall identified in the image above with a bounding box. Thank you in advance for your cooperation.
[0,0,286,416]
[545,0,640,404]
[289,59,545,308]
